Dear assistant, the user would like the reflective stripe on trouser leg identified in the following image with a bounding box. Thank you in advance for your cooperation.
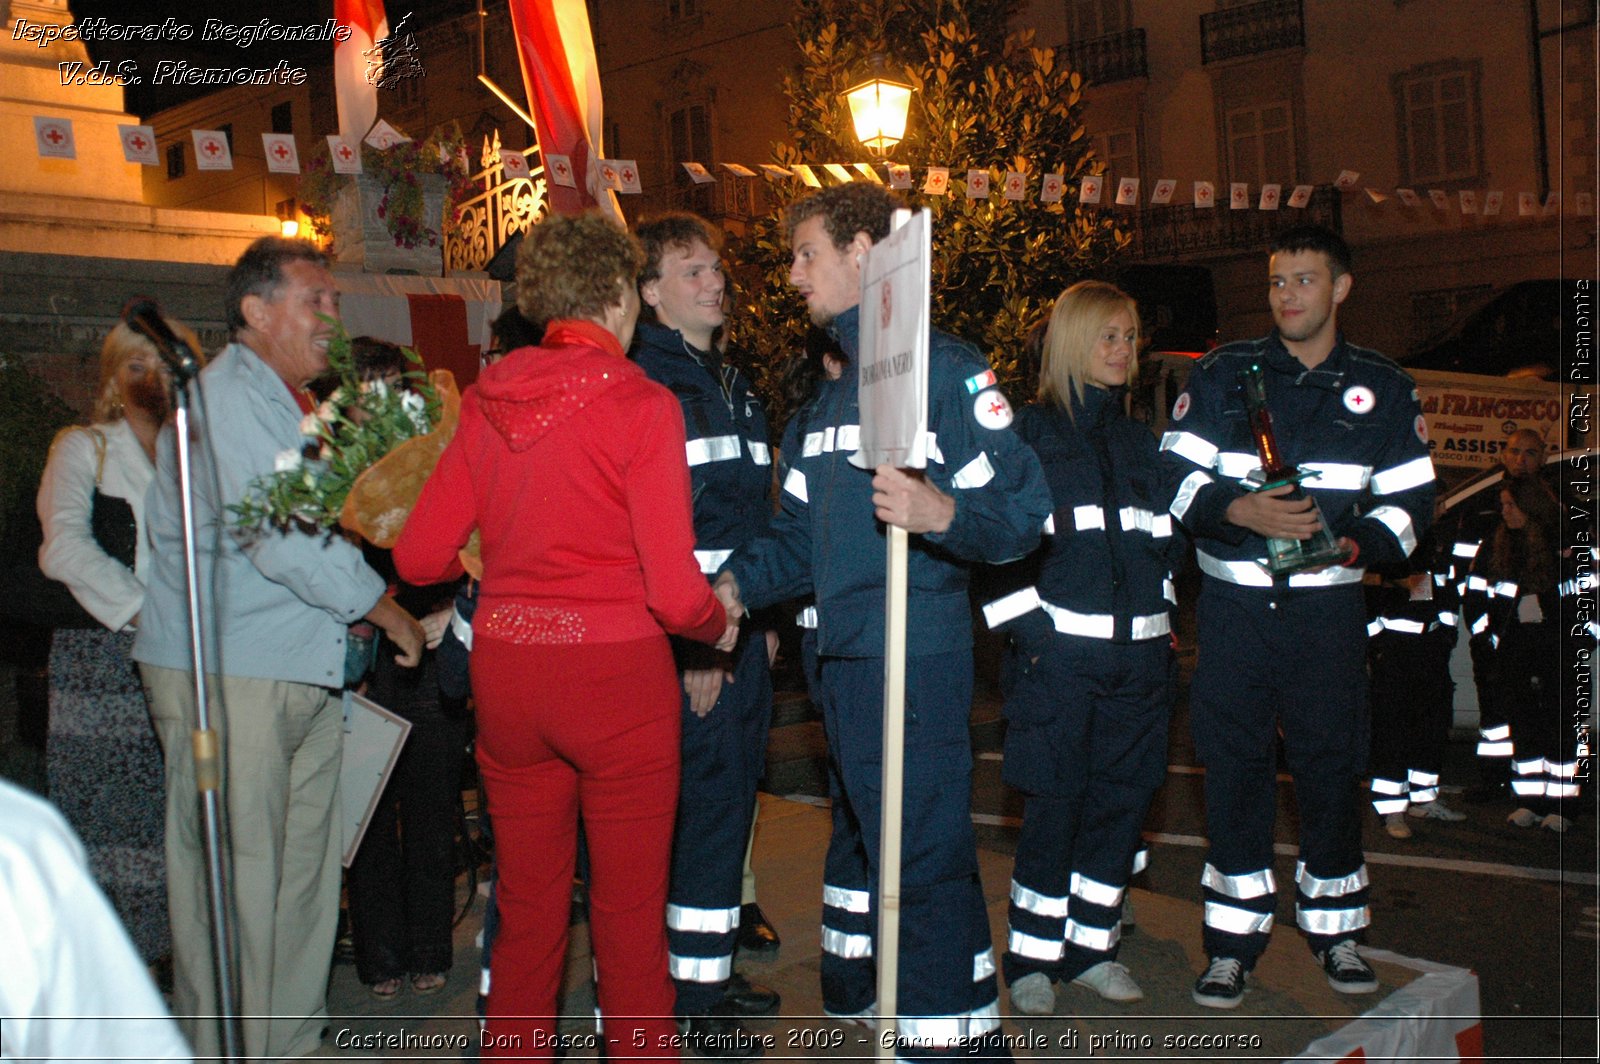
[819,683,875,1016]
[1369,775,1407,815]
[1004,793,1072,985]
[1294,860,1371,941]
[819,655,1003,1058]
[668,634,772,1015]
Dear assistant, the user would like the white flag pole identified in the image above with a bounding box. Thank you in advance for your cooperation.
[875,206,915,1061]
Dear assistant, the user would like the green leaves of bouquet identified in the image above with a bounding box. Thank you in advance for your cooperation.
[232,321,440,533]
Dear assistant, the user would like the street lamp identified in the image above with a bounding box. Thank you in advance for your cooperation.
[842,58,913,157]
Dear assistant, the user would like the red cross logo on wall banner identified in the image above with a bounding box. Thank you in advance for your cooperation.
[130,135,147,151]
[203,140,220,156]
[338,145,354,161]
[555,161,569,178]
[622,167,635,183]
[44,126,64,144]
[273,144,289,160]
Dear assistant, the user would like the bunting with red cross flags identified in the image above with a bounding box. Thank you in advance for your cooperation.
[263,134,301,174]
[118,124,159,166]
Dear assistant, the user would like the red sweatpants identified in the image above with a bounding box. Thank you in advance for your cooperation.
[472,634,682,1060]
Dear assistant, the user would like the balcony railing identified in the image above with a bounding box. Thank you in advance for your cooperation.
[1065,28,1148,85]
[1200,0,1305,64]
[1123,184,1340,260]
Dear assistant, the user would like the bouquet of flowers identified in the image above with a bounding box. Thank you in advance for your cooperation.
[232,322,457,541]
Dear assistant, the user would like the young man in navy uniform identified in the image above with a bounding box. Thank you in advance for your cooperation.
[1160,225,1435,1008]
[631,213,777,1059]
[715,182,1051,1061]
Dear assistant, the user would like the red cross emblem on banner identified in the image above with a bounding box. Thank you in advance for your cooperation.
[931,175,946,189]
[202,139,221,156]
[273,144,289,160]
[621,167,635,183]
[44,126,64,145]
[602,166,617,183]
[1007,177,1021,193]
[555,161,568,177]
[338,145,354,161]
[1197,187,1212,203]
[129,134,148,151]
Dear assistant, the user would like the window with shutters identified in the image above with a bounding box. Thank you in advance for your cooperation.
[1225,100,1294,187]
[1065,0,1130,40]
[1092,128,1139,182]
[1394,61,1482,186]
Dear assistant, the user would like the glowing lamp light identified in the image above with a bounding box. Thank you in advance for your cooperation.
[842,65,913,157]
[280,219,301,238]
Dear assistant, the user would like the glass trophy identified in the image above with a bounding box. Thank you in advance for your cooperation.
[1239,361,1351,576]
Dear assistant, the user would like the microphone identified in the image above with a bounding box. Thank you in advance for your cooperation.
[123,298,199,377]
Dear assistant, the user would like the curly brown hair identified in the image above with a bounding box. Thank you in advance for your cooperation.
[634,212,723,288]
[785,181,902,250]
[515,213,643,325]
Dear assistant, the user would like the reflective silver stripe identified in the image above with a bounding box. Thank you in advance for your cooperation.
[1476,740,1514,757]
[1170,470,1212,521]
[1438,610,1458,626]
[1196,549,1364,588]
[803,425,861,455]
[951,453,994,489]
[1074,504,1106,530]
[1493,581,1522,599]
[802,431,825,457]
[1204,900,1274,935]
[1064,918,1118,952]
[1465,575,1489,592]
[450,607,473,651]
[1481,724,1511,741]
[1042,513,1056,535]
[1120,507,1174,538]
[1069,871,1124,908]
[1410,786,1439,802]
[923,431,943,465]
[686,434,741,466]
[479,966,491,995]
[1216,451,1258,479]
[1300,462,1371,490]
[1370,455,1436,495]
[894,1002,1001,1047]
[837,425,860,451]
[1370,796,1407,815]
[783,467,808,503]
[1549,760,1578,779]
[1130,848,1149,875]
[1370,778,1405,795]
[1163,578,1177,604]
[1366,619,1384,638]
[1470,615,1489,635]
[797,605,818,629]
[748,441,771,466]
[823,884,871,913]
[1201,863,1276,899]
[1511,779,1546,796]
[821,927,873,958]
[982,587,1041,629]
[1511,756,1546,775]
[667,903,741,933]
[1549,782,1580,798]
[694,549,733,575]
[1037,602,1172,642]
[1408,770,1440,787]
[1453,541,1479,559]
[1377,618,1426,634]
[1010,878,1069,918]
[1007,927,1063,961]
[1159,430,1218,467]
[1296,905,1369,935]
[972,948,996,982]
[1367,504,1418,555]
[1294,863,1369,899]
[669,952,733,982]
[1369,778,1407,814]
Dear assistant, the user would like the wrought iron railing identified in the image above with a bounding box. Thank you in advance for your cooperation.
[1200,0,1305,64]
[444,130,549,274]
[1122,183,1340,260]
[1065,28,1148,85]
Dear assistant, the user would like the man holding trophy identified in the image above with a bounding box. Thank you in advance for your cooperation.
[1159,225,1435,1009]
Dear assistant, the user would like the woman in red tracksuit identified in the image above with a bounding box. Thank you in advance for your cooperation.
[395,213,734,1059]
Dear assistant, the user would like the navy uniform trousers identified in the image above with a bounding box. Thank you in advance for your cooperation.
[1191,580,1372,966]
[1002,636,1172,988]
[817,652,1008,1058]
[668,631,773,1015]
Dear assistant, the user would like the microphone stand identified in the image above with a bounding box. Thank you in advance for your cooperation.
[151,333,244,1063]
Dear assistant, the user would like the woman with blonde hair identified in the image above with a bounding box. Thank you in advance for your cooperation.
[395,213,735,1059]
[37,310,201,971]
[982,281,1182,1014]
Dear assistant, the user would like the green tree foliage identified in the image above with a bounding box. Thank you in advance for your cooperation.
[726,0,1128,426]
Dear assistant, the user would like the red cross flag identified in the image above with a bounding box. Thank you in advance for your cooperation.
[680,162,714,185]
[615,160,641,193]
[262,133,301,174]
[887,164,912,190]
[1334,169,1361,190]
[1115,177,1139,206]
[507,0,620,221]
[191,130,234,171]
[1517,192,1539,216]
[327,135,364,174]
[1150,179,1176,205]
[117,123,159,166]
[364,120,411,151]
[1428,189,1450,210]
[1004,171,1027,201]
[545,153,575,187]
[965,169,991,199]
[1078,175,1103,204]
[1482,190,1503,216]
[1395,188,1422,208]
[1193,181,1215,208]
[335,0,388,141]
[1287,184,1314,208]
[1040,173,1065,202]
[1229,182,1249,209]
[33,116,75,159]
[1259,183,1281,210]
[721,162,758,178]
[922,167,949,196]
[500,149,530,178]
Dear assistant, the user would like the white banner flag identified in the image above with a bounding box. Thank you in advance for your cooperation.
[855,209,931,471]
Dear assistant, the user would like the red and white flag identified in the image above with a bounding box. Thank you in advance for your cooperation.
[1229,182,1249,209]
[507,0,619,220]
[922,167,949,196]
[1115,177,1139,206]
[1003,172,1027,201]
[1079,175,1103,204]
[887,164,911,190]
[262,134,301,174]
[1259,183,1281,210]
[1287,184,1314,208]
[681,162,714,185]
[117,124,158,165]
[1193,181,1215,208]
[192,130,233,171]
[1149,179,1176,205]
[335,0,388,142]
[500,150,531,178]
[33,116,75,159]
[966,169,991,199]
[1040,173,1064,203]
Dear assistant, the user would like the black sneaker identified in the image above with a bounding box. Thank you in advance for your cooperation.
[1192,956,1247,1009]
[722,972,780,1016]
[679,1015,766,1061]
[1317,940,1378,994]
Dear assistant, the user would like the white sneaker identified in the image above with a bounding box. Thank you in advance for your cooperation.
[1508,807,1540,827]
[1383,812,1412,839]
[1409,800,1466,821]
[1071,961,1144,1003]
[1008,972,1056,1015]
[1541,813,1572,833]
